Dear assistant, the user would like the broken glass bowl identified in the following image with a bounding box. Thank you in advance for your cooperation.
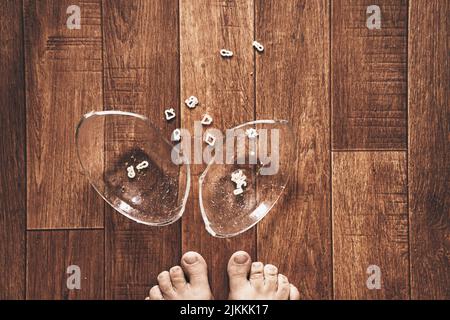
[199,120,296,237]
[76,110,190,226]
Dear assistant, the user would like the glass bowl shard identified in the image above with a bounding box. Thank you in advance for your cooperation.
[76,111,190,226]
[199,120,296,238]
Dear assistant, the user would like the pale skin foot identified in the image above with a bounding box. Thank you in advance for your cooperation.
[227,251,300,300]
[146,251,213,300]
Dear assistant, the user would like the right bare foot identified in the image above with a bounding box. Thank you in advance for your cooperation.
[147,251,213,300]
[227,251,300,300]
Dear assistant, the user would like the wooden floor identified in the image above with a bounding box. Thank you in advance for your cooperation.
[0,0,448,300]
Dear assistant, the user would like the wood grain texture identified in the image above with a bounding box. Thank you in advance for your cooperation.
[256,0,332,299]
[0,0,26,299]
[332,0,407,150]
[409,0,449,299]
[180,0,256,299]
[102,0,181,299]
[332,152,409,299]
[1,0,448,301]
[27,230,104,299]
[24,0,104,228]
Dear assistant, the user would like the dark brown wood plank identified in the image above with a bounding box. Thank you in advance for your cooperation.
[180,0,256,299]
[332,152,409,299]
[256,0,332,299]
[24,0,104,228]
[27,230,104,299]
[102,0,181,299]
[409,0,449,300]
[0,0,26,299]
[332,0,407,150]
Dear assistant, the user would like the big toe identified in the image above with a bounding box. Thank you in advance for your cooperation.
[227,251,252,290]
[181,251,209,287]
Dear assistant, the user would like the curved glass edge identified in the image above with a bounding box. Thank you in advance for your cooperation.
[75,110,191,226]
[198,119,297,238]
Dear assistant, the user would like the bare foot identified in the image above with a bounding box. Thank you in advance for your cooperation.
[227,251,300,300]
[146,251,213,300]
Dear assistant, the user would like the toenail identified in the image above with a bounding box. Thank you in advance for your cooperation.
[183,252,198,264]
[266,265,277,274]
[252,262,263,268]
[234,253,249,264]
[170,266,181,273]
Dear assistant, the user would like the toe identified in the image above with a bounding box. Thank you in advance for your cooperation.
[149,285,164,300]
[170,266,187,290]
[227,251,252,290]
[275,274,290,300]
[249,262,264,289]
[289,284,300,300]
[263,264,278,291]
[157,271,176,298]
[181,251,209,287]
